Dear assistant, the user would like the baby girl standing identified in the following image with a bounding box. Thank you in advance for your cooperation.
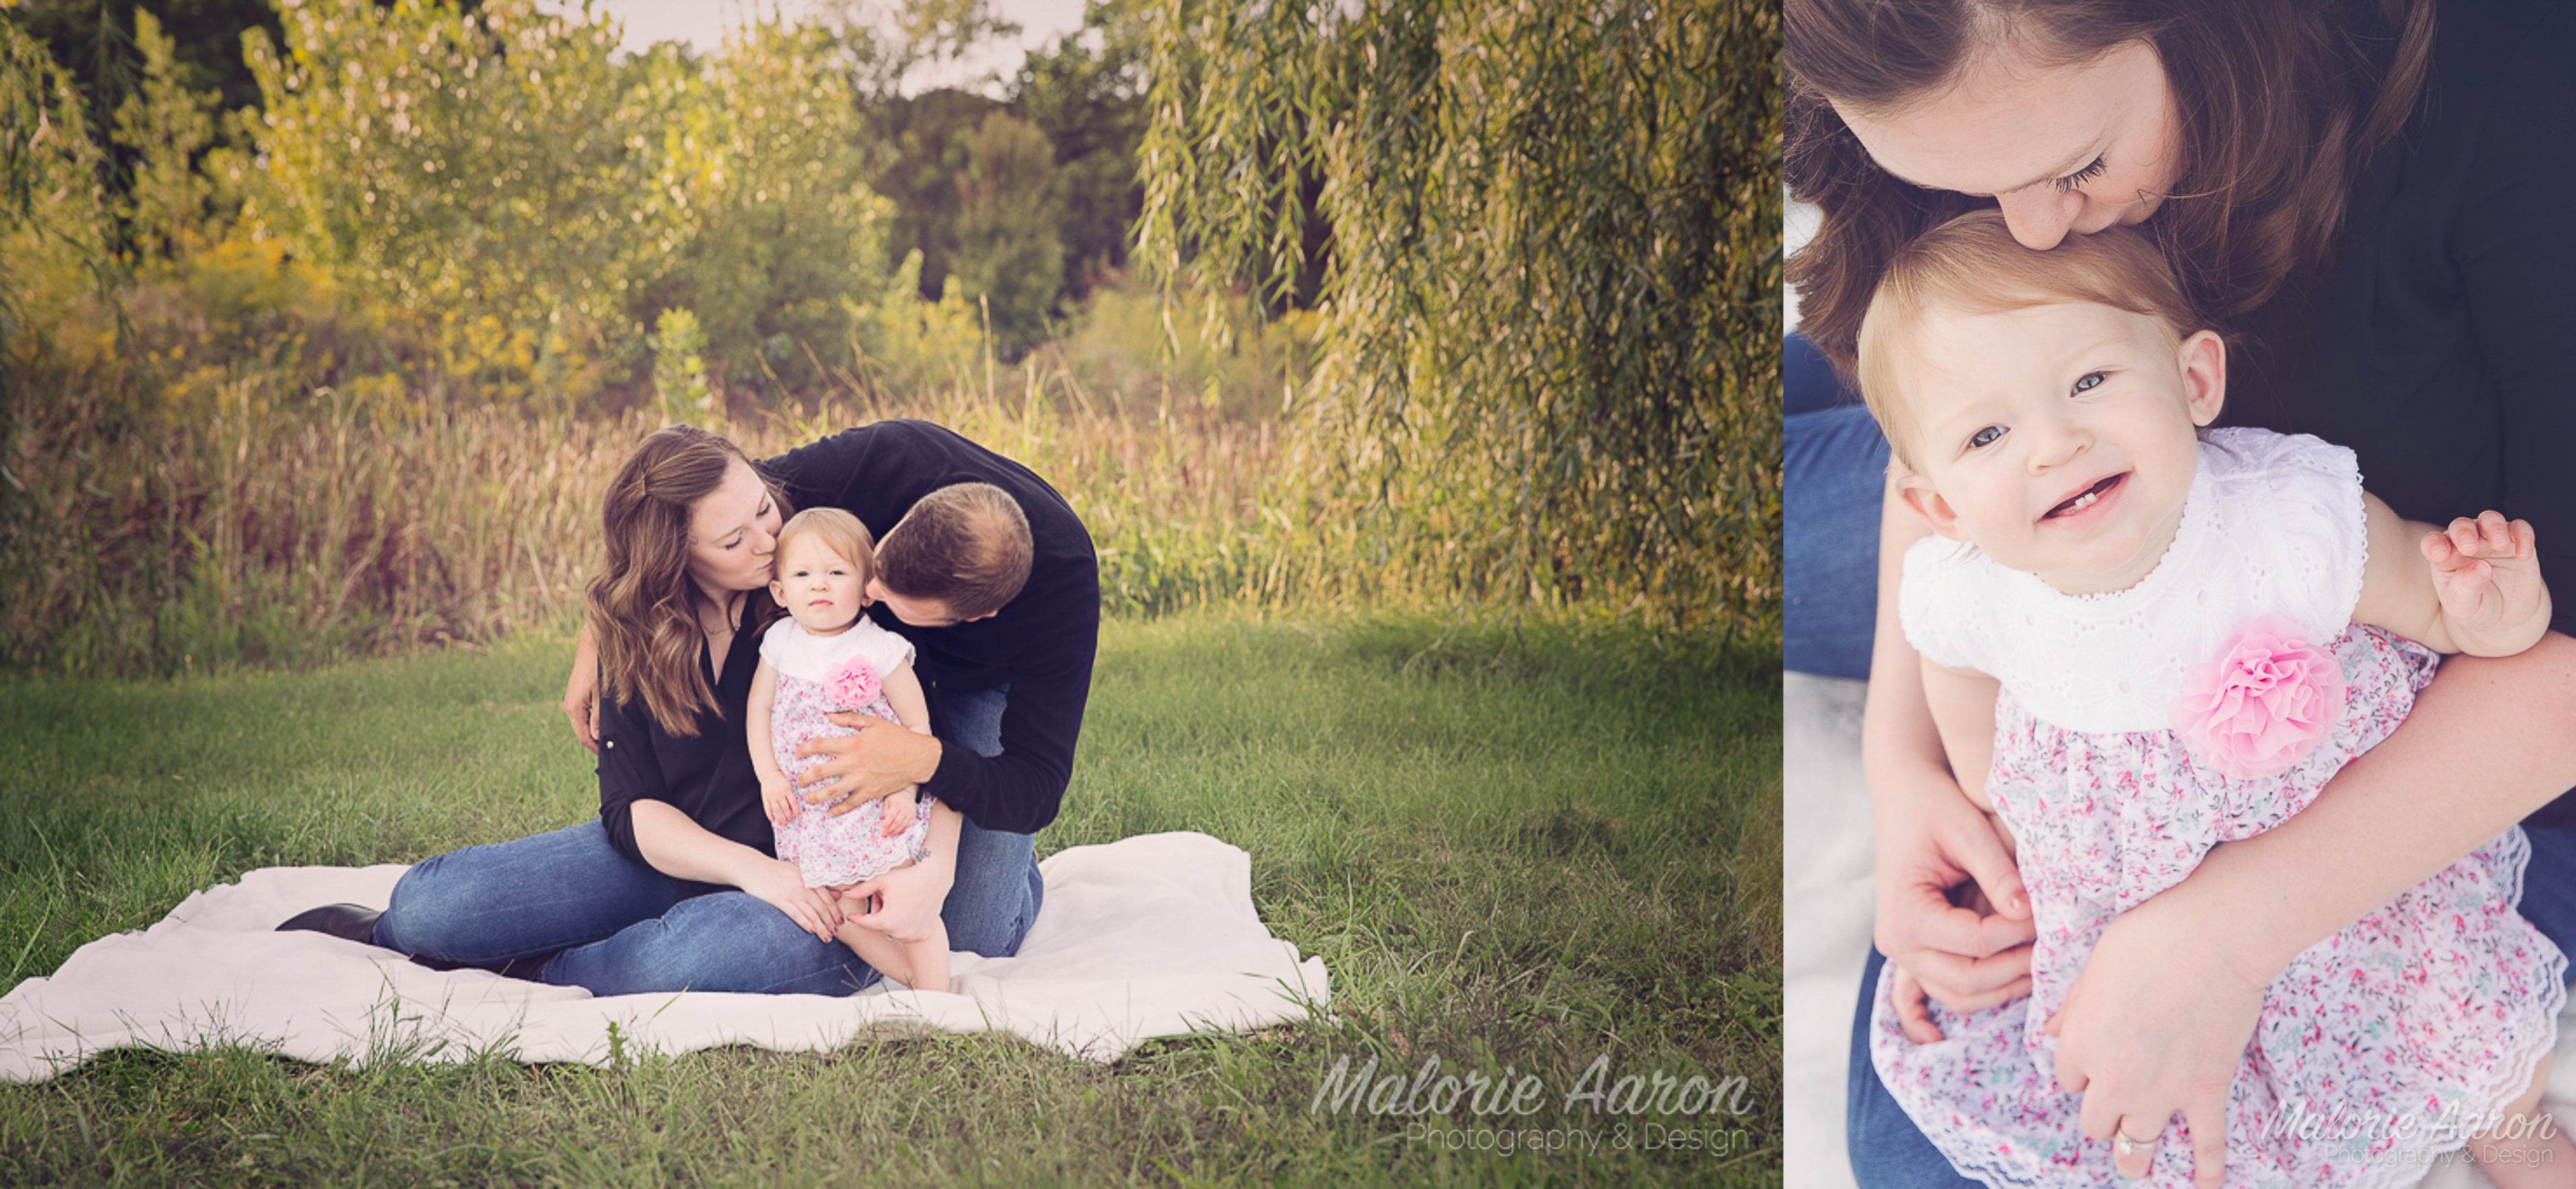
[748,507,949,991]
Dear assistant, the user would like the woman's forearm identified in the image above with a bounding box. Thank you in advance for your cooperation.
[630,799,775,888]
[2177,632,2576,979]
[563,621,604,752]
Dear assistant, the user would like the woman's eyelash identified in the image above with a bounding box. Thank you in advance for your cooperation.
[2052,155,2108,193]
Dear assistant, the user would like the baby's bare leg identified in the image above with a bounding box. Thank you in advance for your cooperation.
[834,918,917,988]
[2466,1054,2572,1189]
[902,916,950,993]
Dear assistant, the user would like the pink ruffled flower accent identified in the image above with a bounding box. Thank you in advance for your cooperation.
[2171,615,2346,779]
[830,657,881,709]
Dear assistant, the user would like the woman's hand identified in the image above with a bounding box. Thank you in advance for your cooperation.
[845,801,961,944]
[1871,766,2036,1029]
[2046,890,2265,1187]
[563,623,602,754]
[737,856,845,943]
[796,713,943,811]
[845,853,954,944]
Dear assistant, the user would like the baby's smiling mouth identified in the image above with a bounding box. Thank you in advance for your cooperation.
[2045,474,2123,519]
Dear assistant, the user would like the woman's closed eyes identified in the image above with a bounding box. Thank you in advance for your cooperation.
[2050,155,2108,194]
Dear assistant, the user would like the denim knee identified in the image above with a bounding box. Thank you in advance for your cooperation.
[377,820,675,963]
[944,821,1041,958]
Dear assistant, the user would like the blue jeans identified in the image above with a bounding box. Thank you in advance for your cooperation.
[376,686,1044,996]
[1784,332,1886,681]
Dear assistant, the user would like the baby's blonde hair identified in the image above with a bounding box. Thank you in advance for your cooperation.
[773,507,877,589]
[1857,210,2212,470]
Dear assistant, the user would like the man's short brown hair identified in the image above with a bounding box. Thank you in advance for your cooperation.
[875,482,1033,620]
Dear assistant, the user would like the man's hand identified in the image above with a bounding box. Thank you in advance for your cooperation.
[795,713,943,812]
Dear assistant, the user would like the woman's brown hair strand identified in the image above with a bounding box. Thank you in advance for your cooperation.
[586,425,786,738]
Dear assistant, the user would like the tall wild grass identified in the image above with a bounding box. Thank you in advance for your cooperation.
[0,349,1293,678]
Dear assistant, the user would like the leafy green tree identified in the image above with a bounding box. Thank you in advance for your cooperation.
[1,15,114,378]
[818,0,1021,103]
[818,0,1019,311]
[634,17,895,395]
[6,0,289,127]
[946,110,1062,357]
[1,17,120,663]
[222,0,893,405]
[867,86,1001,304]
[110,9,218,259]
[225,0,651,406]
[7,0,295,265]
[1140,0,1780,633]
[1007,0,1147,302]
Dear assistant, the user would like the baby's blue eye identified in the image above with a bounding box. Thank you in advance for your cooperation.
[2073,372,2106,394]
[1968,426,2005,449]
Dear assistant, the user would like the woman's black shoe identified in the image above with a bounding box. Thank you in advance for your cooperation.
[275,904,383,945]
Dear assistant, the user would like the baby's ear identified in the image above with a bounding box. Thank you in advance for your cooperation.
[2179,329,2227,427]
[1896,471,1970,541]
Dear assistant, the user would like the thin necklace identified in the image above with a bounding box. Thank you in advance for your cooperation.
[703,592,740,636]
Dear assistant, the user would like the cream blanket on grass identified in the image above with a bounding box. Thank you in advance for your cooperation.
[0,831,1328,1079]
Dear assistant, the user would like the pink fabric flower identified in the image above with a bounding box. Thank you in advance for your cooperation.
[830,657,881,709]
[2171,615,2345,779]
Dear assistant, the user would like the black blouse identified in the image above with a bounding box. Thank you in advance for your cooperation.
[594,616,772,898]
[2218,0,2576,638]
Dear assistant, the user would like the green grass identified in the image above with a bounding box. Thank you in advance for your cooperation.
[0,612,1780,1184]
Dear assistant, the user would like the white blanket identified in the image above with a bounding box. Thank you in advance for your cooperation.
[0,831,1328,1079]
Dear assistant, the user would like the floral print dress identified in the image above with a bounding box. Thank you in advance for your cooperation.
[1875,428,2567,1188]
[760,616,934,888]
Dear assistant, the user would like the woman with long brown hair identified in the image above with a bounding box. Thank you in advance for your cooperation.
[1785,0,2576,1183]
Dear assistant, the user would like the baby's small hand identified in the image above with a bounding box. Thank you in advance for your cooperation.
[2423,511,2543,635]
[1889,963,1945,1045]
[761,777,799,827]
[880,787,917,836]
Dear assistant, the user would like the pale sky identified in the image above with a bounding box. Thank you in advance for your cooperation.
[534,0,1092,93]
